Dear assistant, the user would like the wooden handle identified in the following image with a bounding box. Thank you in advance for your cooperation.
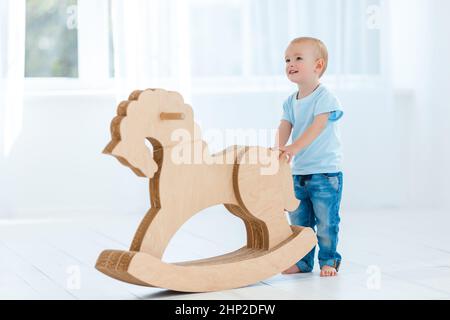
[160,112,185,120]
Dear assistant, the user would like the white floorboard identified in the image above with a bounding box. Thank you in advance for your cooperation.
[1,208,449,300]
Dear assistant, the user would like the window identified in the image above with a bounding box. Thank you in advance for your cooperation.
[23,0,385,91]
[291,0,383,76]
[25,0,112,84]
[189,1,243,77]
[187,0,383,79]
[25,0,78,77]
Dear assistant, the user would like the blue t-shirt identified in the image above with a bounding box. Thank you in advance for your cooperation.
[281,84,344,175]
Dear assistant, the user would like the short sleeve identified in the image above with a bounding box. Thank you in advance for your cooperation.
[313,91,344,122]
[281,96,294,125]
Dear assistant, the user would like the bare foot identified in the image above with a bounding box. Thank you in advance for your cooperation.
[282,264,302,274]
[320,265,338,277]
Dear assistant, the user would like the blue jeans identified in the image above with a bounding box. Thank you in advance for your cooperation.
[288,172,343,272]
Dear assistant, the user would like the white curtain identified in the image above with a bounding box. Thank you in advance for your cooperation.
[0,0,25,218]
[0,0,25,158]
[109,0,390,93]
[390,0,450,209]
[110,0,193,103]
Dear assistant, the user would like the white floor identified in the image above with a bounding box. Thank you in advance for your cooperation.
[1,208,450,300]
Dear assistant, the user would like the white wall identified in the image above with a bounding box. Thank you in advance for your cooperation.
[1,94,150,218]
[2,0,450,218]
[390,0,450,210]
[1,84,401,219]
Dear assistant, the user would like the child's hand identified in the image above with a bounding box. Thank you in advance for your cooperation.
[278,144,300,163]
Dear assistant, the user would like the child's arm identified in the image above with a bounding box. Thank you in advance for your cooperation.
[279,112,330,162]
[274,120,293,148]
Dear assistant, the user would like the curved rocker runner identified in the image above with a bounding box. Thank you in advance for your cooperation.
[95,88,318,292]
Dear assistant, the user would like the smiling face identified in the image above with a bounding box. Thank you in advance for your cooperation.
[285,40,326,85]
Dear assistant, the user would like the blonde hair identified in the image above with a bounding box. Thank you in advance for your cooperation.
[289,37,328,77]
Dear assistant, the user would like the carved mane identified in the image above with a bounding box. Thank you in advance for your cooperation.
[103,88,200,178]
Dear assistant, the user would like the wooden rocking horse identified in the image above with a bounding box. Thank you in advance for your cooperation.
[95,88,318,292]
